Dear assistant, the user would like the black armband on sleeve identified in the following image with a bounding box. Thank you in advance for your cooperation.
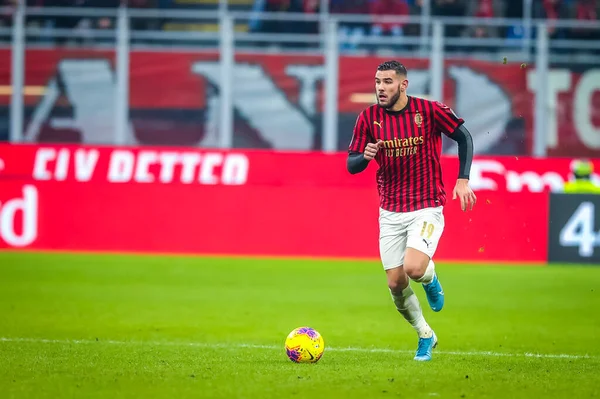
[448,124,473,179]
[347,152,370,174]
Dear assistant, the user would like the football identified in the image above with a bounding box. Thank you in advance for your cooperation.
[284,326,325,363]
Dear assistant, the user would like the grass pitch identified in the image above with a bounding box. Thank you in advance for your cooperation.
[0,252,599,399]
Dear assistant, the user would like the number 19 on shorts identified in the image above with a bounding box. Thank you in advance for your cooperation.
[421,221,435,239]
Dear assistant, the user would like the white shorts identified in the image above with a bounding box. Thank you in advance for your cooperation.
[379,206,445,270]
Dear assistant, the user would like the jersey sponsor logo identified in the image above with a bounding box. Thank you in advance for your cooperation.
[374,121,383,129]
[381,136,425,157]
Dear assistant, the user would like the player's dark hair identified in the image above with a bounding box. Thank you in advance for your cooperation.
[377,60,407,77]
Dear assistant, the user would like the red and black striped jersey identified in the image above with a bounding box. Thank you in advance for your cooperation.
[348,96,464,213]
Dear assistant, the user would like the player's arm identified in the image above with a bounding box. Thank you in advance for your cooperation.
[449,124,476,211]
[433,101,477,211]
[346,111,381,174]
[347,151,370,174]
[447,124,473,180]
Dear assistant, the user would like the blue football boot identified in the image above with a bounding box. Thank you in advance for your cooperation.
[422,273,445,312]
[414,331,438,361]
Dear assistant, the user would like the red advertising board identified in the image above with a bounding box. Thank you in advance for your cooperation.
[0,49,598,156]
[5,143,596,263]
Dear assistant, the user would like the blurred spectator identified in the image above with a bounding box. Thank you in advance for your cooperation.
[10,0,120,45]
[301,0,320,35]
[14,0,163,44]
[283,0,319,46]
[331,0,370,52]
[404,0,423,37]
[369,0,410,39]
[569,0,599,42]
[432,0,465,38]
[564,159,600,194]
[63,0,119,45]
[249,0,319,47]
[505,0,524,18]
[330,0,369,14]
[34,0,90,46]
[254,0,291,34]
[6,0,599,56]
[503,0,525,41]
[432,0,465,52]
[463,0,504,39]
[248,0,265,32]
[128,0,159,31]
[283,0,312,34]
[303,0,319,14]
[532,0,569,39]
[1,0,17,28]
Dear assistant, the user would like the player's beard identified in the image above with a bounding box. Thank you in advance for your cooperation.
[379,88,401,110]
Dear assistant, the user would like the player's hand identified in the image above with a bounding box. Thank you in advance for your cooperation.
[453,178,476,212]
[364,140,383,161]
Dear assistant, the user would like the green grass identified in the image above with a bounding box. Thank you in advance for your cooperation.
[0,252,599,399]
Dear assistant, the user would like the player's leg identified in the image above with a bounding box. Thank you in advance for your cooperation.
[379,209,433,342]
[398,208,444,362]
[384,266,433,340]
[404,206,446,312]
[402,246,441,361]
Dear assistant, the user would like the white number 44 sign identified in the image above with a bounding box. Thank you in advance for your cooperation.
[559,202,600,257]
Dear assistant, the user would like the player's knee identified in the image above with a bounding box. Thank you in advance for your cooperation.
[404,260,427,280]
[404,248,431,280]
[386,270,408,295]
[388,279,403,294]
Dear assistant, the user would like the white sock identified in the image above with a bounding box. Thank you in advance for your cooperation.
[390,285,433,338]
[413,260,435,285]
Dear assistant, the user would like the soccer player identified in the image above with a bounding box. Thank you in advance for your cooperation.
[346,60,476,361]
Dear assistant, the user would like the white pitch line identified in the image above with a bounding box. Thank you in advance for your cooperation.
[0,337,594,360]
